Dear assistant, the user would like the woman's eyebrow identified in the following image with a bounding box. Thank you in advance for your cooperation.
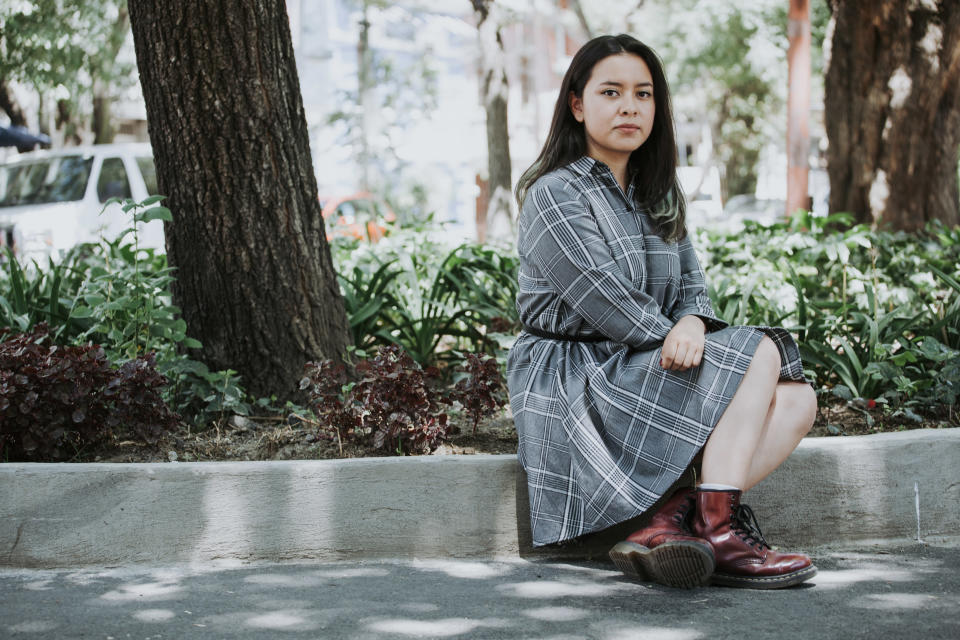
[598,80,653,88]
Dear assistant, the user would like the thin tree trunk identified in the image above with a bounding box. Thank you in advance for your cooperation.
[472,0,513,243]
[128,0,351,401]
[786,0,811,217]
[825,0,960,230]
[93,6,130,145]
[568,0,593,40]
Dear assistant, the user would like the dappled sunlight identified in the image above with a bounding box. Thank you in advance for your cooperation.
[602,626,705,640]
[7,620,60,633]
[397,602,442,613]
[537,562,623,578]
[197,608,326,633]
[497,578,642,599]
[812,567,919,588]
[132,608,177,622]
[244,573,326,587]
[3,547,957,638]
[365,616,512,637]
[99,580,183,602]
[410,558,516,579]
[23,580,53,591]
[848,592,957,610]
[246,610,315,630]
[522,605,590,621]
[310,566,391,579]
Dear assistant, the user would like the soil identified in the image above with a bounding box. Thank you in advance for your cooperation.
[74,400,954,464]
[77,410,522,463]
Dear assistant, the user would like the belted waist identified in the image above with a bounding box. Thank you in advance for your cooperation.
[522,325,611,343]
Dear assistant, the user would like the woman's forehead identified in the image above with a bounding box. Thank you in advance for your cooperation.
[587,53,652,86]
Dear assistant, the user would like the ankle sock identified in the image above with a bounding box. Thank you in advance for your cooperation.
[698,483,741,491]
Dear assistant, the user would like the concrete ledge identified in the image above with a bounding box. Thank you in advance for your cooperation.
[2,429,958,568]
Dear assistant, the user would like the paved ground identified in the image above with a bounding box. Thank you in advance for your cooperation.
[1,540,958,640]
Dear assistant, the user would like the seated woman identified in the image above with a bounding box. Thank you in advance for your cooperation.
[507,34,818,589]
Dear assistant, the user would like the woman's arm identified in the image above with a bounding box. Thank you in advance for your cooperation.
[669,235,728,332]
[519,179,675,349]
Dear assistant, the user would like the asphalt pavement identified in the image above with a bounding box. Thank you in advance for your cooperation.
[2,539,958,639]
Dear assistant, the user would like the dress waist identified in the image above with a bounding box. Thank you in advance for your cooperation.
[522,325,611,343]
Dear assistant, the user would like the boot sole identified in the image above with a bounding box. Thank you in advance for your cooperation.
[609,540,715,589]
[712,564,818,590]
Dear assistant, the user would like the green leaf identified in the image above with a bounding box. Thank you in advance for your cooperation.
[136,207,173,223]
[140,195,167,206]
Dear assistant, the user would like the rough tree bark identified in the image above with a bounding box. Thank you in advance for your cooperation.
[825,0,960,230]
[471,0,513,244]
[128,0,351,400]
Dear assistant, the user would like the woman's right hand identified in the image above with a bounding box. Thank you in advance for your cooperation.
[661,315,706,371]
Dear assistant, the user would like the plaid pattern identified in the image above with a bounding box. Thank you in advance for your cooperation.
[507,157,806,547]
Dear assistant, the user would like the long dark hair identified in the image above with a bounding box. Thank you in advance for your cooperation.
[515,34,687,242]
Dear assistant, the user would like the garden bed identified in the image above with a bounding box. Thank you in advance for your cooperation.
[69,399,954,464]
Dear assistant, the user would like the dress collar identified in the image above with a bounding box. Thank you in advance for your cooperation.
[568,156,636,199]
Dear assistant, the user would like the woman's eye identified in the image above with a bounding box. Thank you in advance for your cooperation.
[602,89,619,97]
[638,90,652,98]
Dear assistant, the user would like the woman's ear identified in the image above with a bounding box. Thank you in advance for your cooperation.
[569,91,584,123]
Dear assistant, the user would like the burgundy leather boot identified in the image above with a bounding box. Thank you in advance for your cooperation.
[609,487,715,588]
[692,488,817,589]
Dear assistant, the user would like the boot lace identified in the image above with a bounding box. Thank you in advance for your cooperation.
[672,492,696,532]
[731,503,770,550]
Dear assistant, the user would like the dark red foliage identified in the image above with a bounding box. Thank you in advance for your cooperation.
[448,353,507,434]
[0,324,179,461]
[302,345,450,455]
[299,358,359,442]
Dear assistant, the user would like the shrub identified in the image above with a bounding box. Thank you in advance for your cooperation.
[302,345,451,455]
[0,324,179,461]
[448,352,507,434]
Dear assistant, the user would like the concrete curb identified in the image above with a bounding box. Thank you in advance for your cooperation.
[2,429,958,568]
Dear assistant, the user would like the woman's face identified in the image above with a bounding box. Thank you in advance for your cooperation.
[569,53,655,169]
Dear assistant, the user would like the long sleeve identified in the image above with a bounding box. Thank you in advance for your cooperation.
[519,179,676,349]
[669,235,728,332]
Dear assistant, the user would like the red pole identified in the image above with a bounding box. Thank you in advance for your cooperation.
[787,0,811,219]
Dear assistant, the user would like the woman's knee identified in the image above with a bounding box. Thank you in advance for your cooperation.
[751,336,781,375]
[779,383,817,437]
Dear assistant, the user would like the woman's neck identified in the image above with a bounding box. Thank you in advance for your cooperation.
[587,150,630,191]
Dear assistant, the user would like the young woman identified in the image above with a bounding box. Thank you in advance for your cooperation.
[508,34,818,590]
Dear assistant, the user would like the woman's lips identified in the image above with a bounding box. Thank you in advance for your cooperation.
[615,125,640,132]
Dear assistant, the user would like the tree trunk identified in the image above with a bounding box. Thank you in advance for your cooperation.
[0,77,27,127]
[786,0,811,218]
[92,91,115,145]
[472,0,513,243]
[825,0,960,230]
[128,0,351,401]
[93,6,131,145]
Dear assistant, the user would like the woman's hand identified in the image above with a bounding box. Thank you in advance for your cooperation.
[661,315,706,371]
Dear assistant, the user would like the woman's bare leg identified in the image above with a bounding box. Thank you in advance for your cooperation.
[699,336,781,488]
[742,382,816,490]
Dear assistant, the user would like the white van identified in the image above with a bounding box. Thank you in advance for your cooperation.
[0,143,165,261]
[677,165,724,226]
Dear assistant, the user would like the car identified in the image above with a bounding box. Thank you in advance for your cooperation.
[677,166,724,225]
[723,194,786,226]
[0,143,164,261]
[319,192,396,242]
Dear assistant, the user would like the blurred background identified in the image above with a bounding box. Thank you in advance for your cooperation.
[0,0,833,245]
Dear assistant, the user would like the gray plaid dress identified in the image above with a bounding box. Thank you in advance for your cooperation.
[507,157,806,547]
